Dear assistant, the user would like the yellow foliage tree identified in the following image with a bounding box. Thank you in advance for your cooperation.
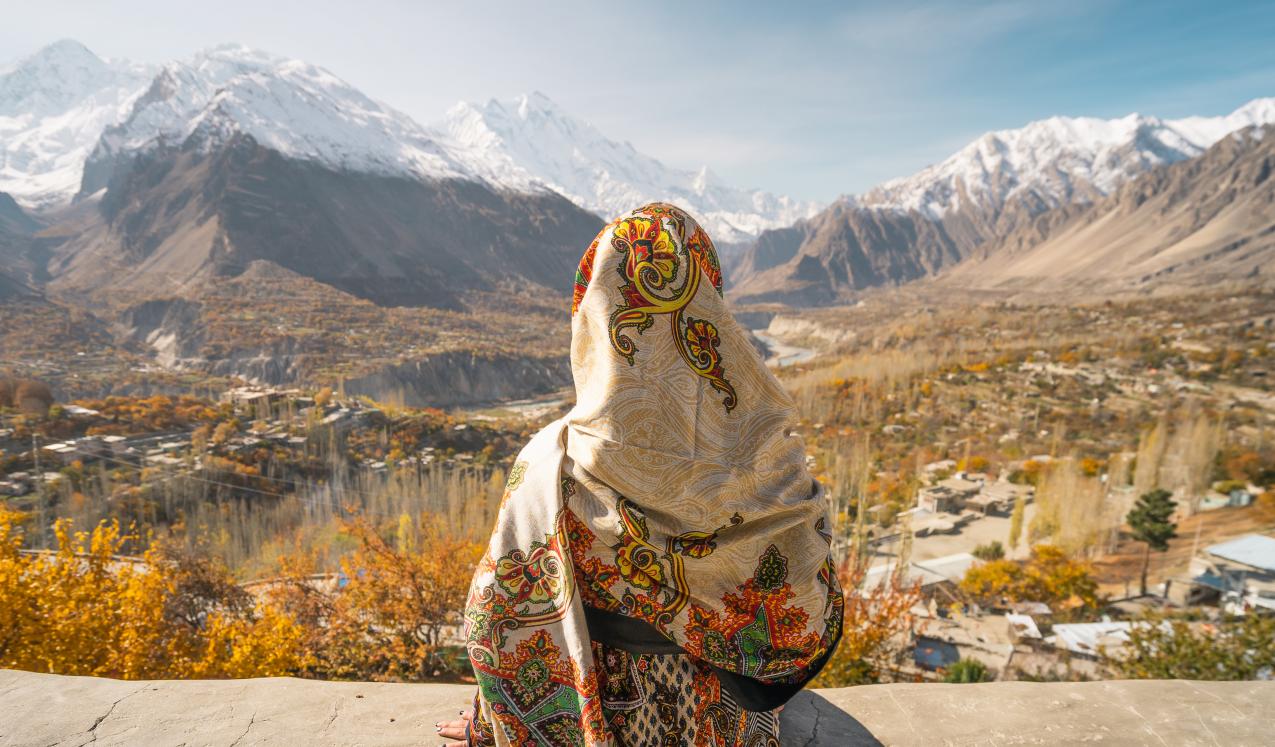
[268,513,483,681]
[959,544,1100,617]
[0,508,308,679]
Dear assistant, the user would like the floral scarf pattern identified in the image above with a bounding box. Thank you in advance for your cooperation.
[465,203,842,746]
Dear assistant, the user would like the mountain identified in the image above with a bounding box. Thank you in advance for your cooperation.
[940,125,1275,291]
[438,93,821,244]
[732,99,1275,305]
[0,191,40,236]
[81,45,479,196]
[860,98,1275,219]
[729,201,966,305]
[50,135,601,309]
[0,42,602,309]
[0,191,45,295]
[0,40,155,209]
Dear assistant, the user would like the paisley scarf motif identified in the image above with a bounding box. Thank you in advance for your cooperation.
[465,204,842,746]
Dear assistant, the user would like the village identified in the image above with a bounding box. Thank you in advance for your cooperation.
[2,291,1275,684]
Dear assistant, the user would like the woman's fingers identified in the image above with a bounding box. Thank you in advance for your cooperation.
[436,718,468,739]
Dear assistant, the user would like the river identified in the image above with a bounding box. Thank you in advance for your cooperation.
[751,330,817,368]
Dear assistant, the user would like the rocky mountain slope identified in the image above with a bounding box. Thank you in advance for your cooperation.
[0,192,43,295]
[941,126,1275,291]
[438,93,820,243]
[50,135,601,309]
[732,99,1275,305]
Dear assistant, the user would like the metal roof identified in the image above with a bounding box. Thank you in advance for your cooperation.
[1206,534,1275,573]
[1047,622,1133,656]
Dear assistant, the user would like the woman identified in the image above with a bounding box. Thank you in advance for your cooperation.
[440,203,843,746]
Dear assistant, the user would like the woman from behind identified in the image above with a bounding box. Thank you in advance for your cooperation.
[442,203,842,746]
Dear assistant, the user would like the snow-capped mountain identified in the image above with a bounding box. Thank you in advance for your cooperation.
[84,44,478,193]
[860,98,1275,218]
[4,40,817,246]
[0,40,155,208]
[439,93,822,243]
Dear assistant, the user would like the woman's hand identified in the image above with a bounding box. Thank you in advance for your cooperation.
[436,707,473,746]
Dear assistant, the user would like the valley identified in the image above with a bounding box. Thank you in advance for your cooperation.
[3,35,1275,690]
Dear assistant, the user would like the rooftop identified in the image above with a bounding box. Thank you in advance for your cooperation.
[1207,534,1275,573]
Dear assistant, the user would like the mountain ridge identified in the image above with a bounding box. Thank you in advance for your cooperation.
[731,99,1275,304]
[2,40,815,245]
[437,92,821,243]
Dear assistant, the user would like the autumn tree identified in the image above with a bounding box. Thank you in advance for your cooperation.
[960,545,1100,616]
[1007,495,1026,551]
[0,509,307,679]
[268,512,483,681]
[1127,489,1177,597]
[812,557,924,686]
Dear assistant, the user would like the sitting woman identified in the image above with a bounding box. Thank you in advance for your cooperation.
[440,203,843,746]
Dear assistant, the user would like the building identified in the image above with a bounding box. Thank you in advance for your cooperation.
[1182,534,1275,613]
[917,476,984,514]
[966,481,1033,515]
[1045,622,1134,661]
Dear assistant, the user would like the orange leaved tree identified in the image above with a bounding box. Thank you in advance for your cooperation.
[813,558,924,686]
[268,512,484,681]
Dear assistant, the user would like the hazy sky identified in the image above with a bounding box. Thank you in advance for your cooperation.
[4,0,1274,201]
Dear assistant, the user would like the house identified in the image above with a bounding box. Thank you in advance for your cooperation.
[922,458,957,474]
[917,476,983,514]
[864,553,978,599]
[966,481,1033,515]
[1182,534,1275,613]
[1045,622,1134,660]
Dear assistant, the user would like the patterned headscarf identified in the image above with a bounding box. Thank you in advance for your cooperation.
[465,203,842,746]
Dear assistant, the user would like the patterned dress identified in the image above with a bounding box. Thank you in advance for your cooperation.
[592,643,780,747]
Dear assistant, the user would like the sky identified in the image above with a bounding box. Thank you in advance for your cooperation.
[3,0,1275,202]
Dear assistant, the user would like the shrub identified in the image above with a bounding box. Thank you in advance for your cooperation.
[942,658,990,683]
[972,541,1005,561]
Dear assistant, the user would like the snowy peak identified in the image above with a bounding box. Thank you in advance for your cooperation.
[1,39,124,116]
[860,98,1275,219]
[438,93,821,243]
[0,41,155,208]
[87,44,471,186]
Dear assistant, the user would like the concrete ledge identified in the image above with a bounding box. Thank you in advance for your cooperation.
[1,669,1272,746]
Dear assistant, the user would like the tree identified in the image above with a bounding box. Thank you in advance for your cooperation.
[1108,613,1275,681]
[960,545,1100,616]
[268,513,483,681]
[942,658,990,683]
[0,509,307,679]
[1007,495,1026,551]
[1127,489,1177,596]
[812,557,924,687]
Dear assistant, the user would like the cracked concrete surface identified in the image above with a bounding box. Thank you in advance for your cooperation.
[1,670,1272,746]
